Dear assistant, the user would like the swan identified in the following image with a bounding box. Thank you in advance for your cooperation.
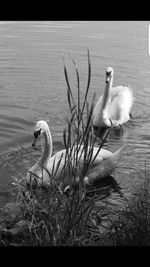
[26,120,124,187]
[92,67,134,138]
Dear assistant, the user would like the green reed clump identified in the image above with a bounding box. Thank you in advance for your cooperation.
[0,50,111,246]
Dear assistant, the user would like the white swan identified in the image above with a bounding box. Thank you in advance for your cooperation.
[93,67,134,137]
[26,120,123,187]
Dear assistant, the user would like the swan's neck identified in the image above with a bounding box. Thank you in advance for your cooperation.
[39,129,53,167]
[102,76,113,115]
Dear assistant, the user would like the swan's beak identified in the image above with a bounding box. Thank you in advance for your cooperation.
[105,71,111,83]
[105,75,111,83]
[32,136,38,147]
[32,130,41,147]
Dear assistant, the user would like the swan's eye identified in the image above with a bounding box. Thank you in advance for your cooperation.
[34,128,42,138]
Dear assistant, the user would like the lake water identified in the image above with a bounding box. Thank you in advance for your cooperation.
[0,21,150,203]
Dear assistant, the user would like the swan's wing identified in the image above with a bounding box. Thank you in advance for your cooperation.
[73,145,113,164]
[26,162,51,185]
[85,146,124,183]
[47,149,66,176]
[109,86,134,125]
[91,147,113,166]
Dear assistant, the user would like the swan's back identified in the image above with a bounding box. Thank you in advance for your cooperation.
[47,145,113,174]
[86,146,124,182]
[109,85,133,123]
[93,84,133,127]
[110,85,133,103]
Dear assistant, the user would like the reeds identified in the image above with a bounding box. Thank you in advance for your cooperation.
[0,50,110,246]
[61,50,110,188]
[107,188,150,246]
[1,51,150,246]
[108,162,150,246]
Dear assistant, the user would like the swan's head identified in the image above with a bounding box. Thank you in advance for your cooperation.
[32,120,49,147]
[105,67,114,83]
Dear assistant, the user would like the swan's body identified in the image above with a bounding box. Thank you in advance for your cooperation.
[93,67,134,136]
[26,120,123,187]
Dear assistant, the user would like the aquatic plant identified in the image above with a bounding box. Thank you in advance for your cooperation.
[0,50,113,246]
[107,169,150,246]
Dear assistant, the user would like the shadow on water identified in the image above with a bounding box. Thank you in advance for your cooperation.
[87,175,123,199]
[94,123,130,149]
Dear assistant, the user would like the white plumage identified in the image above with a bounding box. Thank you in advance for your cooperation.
[93,67,134,135]
[26,120,123,187]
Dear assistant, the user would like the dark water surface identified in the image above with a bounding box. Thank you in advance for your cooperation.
[0,21,150,203]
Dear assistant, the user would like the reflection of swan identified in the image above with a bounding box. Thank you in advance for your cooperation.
[26,120,123,187]
[93,67,134,138]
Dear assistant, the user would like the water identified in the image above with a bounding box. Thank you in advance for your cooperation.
[0,21,150,203]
